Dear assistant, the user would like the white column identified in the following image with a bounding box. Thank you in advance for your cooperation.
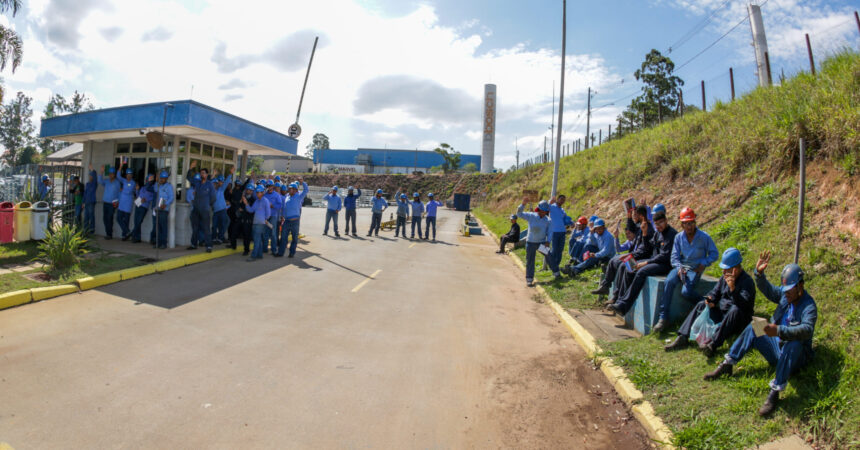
[168,135,180,248]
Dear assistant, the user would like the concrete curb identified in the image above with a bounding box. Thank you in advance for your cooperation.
[474,213,675,449]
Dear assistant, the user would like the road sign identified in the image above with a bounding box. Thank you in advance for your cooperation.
[288,123,302,138]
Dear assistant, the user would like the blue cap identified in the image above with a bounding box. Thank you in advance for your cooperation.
[589,215,598,223]
[348,186,354,190]
[537,200,550,212]
[289,182,298,189]
[719,247,742,269]
[125,168,134,175]
[413,192,419,197]
[653,203,666,214]
[332,185,338,191]
[400,193,407,199]
[159,170,169,178]
[275,176,281,181]
[215,175,224,182]
[265,179,274,186]
[147,173,155,179]
[255,186,265,193]
[274,182,281,188]
[428,193,434,197]
[41,175,48,180]
[780,264,804,293]
[376,189,383,194]
[193,173,201,181]
[593,218,606,227]
[510,214,517,220]
[107,167,116,174]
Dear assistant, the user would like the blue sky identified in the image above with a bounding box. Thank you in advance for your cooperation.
[2,0,858,169]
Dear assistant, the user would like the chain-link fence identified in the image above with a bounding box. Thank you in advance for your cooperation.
[0,163,83,227]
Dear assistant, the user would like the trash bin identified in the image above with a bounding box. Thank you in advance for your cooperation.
[13,201,32,242]
[0,201,14,243]
[31,201,50,240]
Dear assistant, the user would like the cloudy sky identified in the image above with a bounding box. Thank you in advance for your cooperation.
[2,0,857,169]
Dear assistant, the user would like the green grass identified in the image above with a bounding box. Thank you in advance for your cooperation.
[474,51,860,448]
[0,241,41,266]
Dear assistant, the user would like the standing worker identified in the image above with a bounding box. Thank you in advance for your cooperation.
[38,175,52,201]
[228,177,252,252]
[68,175,83,227]
[277,177,309,258]
[186,161,217,252]
[367,189,387,237]
[83,168,98,235]
[243,185,271,261]
[410,192,424,239]
[117,168,136,241]
[130,173,155,243]
[211,168,233,245]
[424,193,443,241]
[517,198,552,287]
[323,186,342,237]
[547,195,570,270]
[343,186,362,237]
[264,179,283,253]
[151,170,173,249]
[394,192,408,238]
[96,165,122,239]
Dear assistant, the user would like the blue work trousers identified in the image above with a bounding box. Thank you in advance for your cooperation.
[344,208,357,234]
[151,210,168,247]
[190,208,212,248]
[267,215,279,254]
[74,203,82,227]
[726,324,812,391]
[84,203,96,234]
[212,209,228,241]
[395,215,406,237]
[278,218,301,256]
[572,254,608,275]
[117,209,131,238]
[659,267,703,320]
[369,212,382,235]
[251,224,266,259]
[324,210,339,234]
[424,216,437,240]
[525,242,541,281]
[131,206,148,241]
[102,203,116,238]
[411,216,422,238]
[569,241,597,263]
[548,231,566,268]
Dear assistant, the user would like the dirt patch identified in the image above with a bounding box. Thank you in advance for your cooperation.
[484,349,651,449]
[23,272,52,282]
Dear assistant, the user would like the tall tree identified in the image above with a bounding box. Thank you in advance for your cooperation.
[618,49,684,131]
[433,143,461,174]
[0,91,34,166]
[304,132,329,159]
[39,91,95,155]
[0,0,24,104]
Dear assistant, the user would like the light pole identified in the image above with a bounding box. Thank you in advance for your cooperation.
[551,0,566,198]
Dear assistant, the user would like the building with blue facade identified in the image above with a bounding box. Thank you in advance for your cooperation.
[312,148,481,174]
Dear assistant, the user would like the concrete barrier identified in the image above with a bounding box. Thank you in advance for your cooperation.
[30,285,78,301]
[619,274,719,335]
[0,289,32,310]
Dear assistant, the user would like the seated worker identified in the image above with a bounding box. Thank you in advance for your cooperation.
[703,253,816,417]
[652,207,719,332]
[569,215,598,263]
[516,198,552,286]
[563,218,615,277]
[606,210,677,315]
[496,214,521,254]
[592,205,654,296]
[664,248,755,356]
[567,216,589,256]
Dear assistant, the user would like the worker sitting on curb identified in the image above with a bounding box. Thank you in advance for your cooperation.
[496,214,521,254]
[277,177,308,258]
[516,197,552,287]
[569,215,598,263]
[652,207,719,332]
[323,186,342,237]
[592,205,654,296]
[547,195,571,272]
[243,185,271,262]
[410,193,424,239]
[394,192,409,238]
[367,189,388,237]
[563,218,615,277]
[703,252,817,417]
[665,247,755,356]
[344,186,362,237]
[424,193,443,241]
[606,210,678,316]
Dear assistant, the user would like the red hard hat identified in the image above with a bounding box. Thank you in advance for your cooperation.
[679,207,697,222]
[577,216,588,225]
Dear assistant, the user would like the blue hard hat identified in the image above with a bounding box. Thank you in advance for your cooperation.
[265,179,274,186]
[158,170,168,178]
[589,215,598,223]
[413,192,419,197]
[510,214,518,220]
[107,167,116,174]
[780,264,804,293]
[332,185,338,191]
[255,186,265,193]
[376,189,383,194]
[274,182,281,188]
[348,186,354,190]
[289,182,299,189]
[193,173,201,180]
[593,218,606,227]
[400,193,407,199]
[215,175,224,182]
[653,203,666,214]
[719,247,743,269]
[537,200,550,212]
[41,175,48,180]
[428,192,434,197]
[274,175,281,181]
[125,168,134,175]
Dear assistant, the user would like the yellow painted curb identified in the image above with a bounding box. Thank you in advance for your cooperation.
[119,265,156,281]
[30,284,78,301]
[76,271,122,290]
[153,257,186,272]
[183,252,212,265]
[475,213,675,449]
[0,290,32,310]
[1,441,15,450]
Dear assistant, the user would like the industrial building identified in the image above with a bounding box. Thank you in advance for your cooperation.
[312,148,481,174]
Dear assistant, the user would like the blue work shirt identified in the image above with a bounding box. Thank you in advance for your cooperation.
[98,175,122,204]
[396,198,409,217]
[754,271,817,353]
[371,196,388,213]
[343,189,362,210]
[38,182,51,201]
[548,203,569,233]
[324,193,342,211]
[186,171,216,212]
[593,230,617,260]
[410,200,424,217]
[213,175,232,212]
[137,182,155,208]
[118,178,136,213]
[264,190,283,217]
[155,182,174,210]
[516,204,551,243]
[670,228,719,270]
[246,196,271,225]
[425,200,443,217]
[84,171,98,204]
[568,226,589,245]
[282,181,309,220]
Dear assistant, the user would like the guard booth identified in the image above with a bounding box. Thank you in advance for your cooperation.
[39,100,298,247]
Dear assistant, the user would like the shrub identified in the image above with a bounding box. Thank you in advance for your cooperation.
[37,224,89,272]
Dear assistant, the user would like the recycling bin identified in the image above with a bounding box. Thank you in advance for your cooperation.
[31,201,50,240]
[13,201,32,242]
[0,201,13,243]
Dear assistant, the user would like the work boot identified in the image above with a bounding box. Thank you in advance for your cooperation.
[603,299,615,308]
[664,335,689,352]
[651,319,667,333]
[591,285,610,295]
[758,389,780,416]
[606,304,622,316]
[701,342,716,357]
[703,361,733,381]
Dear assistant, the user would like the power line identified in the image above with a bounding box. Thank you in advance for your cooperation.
[667,0,734,54]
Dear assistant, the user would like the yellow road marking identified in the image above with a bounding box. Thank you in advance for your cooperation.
[351,269,382,293]
[409,243,417,248]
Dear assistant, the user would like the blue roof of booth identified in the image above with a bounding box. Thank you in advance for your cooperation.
[314,148,481,168]
[39,100,297,155]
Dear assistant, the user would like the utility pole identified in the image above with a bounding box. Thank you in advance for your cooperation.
[598,129,602,146]
[748,4,771,87]
[701,80,706,112]
[729,68,736,100]
[805,34,816,75]
[543,136,547,163]
[608,125,611,142]
[551,0,566,198]
[550,80,555,160]
[584,86,592,149]
[515,136,519,170]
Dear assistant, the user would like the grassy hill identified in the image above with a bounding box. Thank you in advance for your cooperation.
[474,51,860,449]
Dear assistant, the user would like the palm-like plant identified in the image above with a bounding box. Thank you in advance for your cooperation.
[0,0,23,103]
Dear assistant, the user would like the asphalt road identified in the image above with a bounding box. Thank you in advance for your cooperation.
[0,207,648,449]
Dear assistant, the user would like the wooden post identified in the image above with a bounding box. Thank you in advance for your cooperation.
[608,125,612,142]
[805,34,815,75]
[764,51,773,86]
[679,90,684,115]
[794,139,806,263]
[701,80,706,112]
[598,129,602,146]
[729,68,735,101]
[855,11,860,36]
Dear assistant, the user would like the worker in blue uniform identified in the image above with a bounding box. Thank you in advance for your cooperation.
[130,173,155,243]
[186,160,217,252]
[83,168,98,235]
[564,218,615,277]
[263,179,283,253]
[410,192,424,239]
[424,193,443,241]
[118,168,136,241]
[323,186,342,237]
[393,192,408,237]
[516,198,552,286]
[38,175,52,201]
[367,189,388,237]
[343,186,362,236]
[277,177,309,258]
[150,170,174,249]
[211,168,233,244]
[96,165,122,239]
[243,185,271,261]
[547,195,570,270]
